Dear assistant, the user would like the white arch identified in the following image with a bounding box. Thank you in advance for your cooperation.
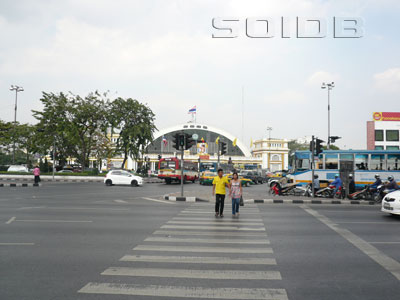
[152,123,252,157]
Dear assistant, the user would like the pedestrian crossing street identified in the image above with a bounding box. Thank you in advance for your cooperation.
[78,203,288,300]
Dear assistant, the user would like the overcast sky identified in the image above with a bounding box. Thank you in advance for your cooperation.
[0,0,399,149]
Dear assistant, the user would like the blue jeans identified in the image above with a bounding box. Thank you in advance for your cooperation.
[232,198,240,215]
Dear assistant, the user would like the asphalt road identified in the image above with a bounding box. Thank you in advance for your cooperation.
[1,181,400,300]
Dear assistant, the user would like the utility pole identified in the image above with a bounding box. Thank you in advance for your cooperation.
[9,85,24,164]
[217,142,220,169]
[52,137,56,181]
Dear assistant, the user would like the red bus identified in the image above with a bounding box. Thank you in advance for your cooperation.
[158,157,198,184]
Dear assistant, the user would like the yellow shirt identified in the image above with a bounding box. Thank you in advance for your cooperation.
[212,176,229,195]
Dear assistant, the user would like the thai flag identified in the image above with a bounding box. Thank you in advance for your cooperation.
[188,106,196,114]
[162,136,168,146]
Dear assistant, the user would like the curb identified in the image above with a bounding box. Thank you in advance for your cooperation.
[0,177,162,183]
[164,195,209,202]
[0,183,40,187]
[246,199,376,205]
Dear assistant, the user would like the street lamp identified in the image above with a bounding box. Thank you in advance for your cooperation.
[321,82,335,150]
[9,85,24,164]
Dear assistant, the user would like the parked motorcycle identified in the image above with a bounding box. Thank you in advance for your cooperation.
[315,185,344,199]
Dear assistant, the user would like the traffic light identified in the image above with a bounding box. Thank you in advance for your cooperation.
[316,138,324,155]
[309,140,315,152]
[329,136,341,144]
[185,134,196,150]
[158,155,161,160]
[172,133,180,150]
[178,134,185,148]
[220,142,227,155]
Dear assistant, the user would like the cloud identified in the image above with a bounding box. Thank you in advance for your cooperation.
[373,68,400,93]
[306,71,340,86]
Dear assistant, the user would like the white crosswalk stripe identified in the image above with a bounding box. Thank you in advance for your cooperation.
[78,203,288,299]
[79,283,288,299]
[120,255,277,265]
[144,236,270,244]
[161,224,266,231]
[102,267,282,280]
[153,230,267,236]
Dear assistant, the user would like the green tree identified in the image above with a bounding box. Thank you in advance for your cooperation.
[32,91,109,170]
[108,98,157,168]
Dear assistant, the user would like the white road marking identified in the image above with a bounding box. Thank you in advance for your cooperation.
[144,236,269,244]
[302,205,400,281]
[15,219,92,223]
[142,197,176,205]
[18,206,127,211]
[5,216,16,224]
[0,243,35,246]
[180,211,260,215]
[78,283,288,299]
[161,225,265,231]
[183,209,259,213]
[102,267,281,280]
[133,245,273,253]
[337,222,400,224]
[120,255,276,265]
[167,220,264,226]
[368,242,400,244]
[173,217,263,222]
[161,224,265,231]
[153,230,267,237]
[113,199,128,203]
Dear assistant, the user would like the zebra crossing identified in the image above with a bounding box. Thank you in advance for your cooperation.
[78,203,288,300]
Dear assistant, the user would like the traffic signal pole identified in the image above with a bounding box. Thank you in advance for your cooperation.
[311,135,315,197]
[217,143,220,168]
[180,144,184,197]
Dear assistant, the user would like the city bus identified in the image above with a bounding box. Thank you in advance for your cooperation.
[158,157,198,184]
[289,150,400,188]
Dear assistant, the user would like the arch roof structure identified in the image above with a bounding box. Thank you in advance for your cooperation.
[152,123,251,157]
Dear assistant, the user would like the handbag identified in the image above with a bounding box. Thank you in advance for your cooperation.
[239,195,244,206]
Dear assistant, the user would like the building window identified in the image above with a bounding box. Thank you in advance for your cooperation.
[183,125,188,128]
[375,146,384,150]
[271,154,281,161]
[386,130,399,142]
[387,146,400,150]
[375,130,384,141]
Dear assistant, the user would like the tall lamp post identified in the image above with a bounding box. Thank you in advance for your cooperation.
[9,85,24,164]
[321,82,335,150]
[267,127,273,140]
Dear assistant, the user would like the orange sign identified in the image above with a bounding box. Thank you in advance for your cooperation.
[373,112,400,121]
[199,155,210,160]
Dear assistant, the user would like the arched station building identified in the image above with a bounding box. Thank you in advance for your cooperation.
[112,123,261,171]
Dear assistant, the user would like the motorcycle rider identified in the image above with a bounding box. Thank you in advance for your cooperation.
[385,175,399,191]
[313,174,320,194]
[331,174,342,197]
[368,174,382,193]
[348,174,355,194]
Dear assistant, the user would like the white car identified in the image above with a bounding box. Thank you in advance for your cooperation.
[7,165,29,173]
[104,170,143,187]
[381,190,400,215]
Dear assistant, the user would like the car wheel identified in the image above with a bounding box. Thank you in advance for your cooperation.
[105,179,112,186]
[131,180,138,187]
[166,179,171,185]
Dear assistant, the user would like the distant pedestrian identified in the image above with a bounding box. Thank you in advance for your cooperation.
[212,168,229,217]
[229,172,242,217]
[33,165,41,184]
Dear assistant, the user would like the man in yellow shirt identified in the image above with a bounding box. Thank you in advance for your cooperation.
[212,168,229,217]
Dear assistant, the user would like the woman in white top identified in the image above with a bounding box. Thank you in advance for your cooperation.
[229,172,242,217]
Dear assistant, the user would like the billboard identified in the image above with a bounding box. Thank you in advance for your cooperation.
[373,112,400,121]
[197,142,208,154]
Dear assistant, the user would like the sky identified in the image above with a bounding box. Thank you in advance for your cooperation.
[0,0,399,150]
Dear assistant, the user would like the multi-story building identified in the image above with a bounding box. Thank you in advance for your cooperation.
[367,112,400,150]
[251,138,289,171]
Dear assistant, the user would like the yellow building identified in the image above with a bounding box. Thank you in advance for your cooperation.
[251,138,289,171]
